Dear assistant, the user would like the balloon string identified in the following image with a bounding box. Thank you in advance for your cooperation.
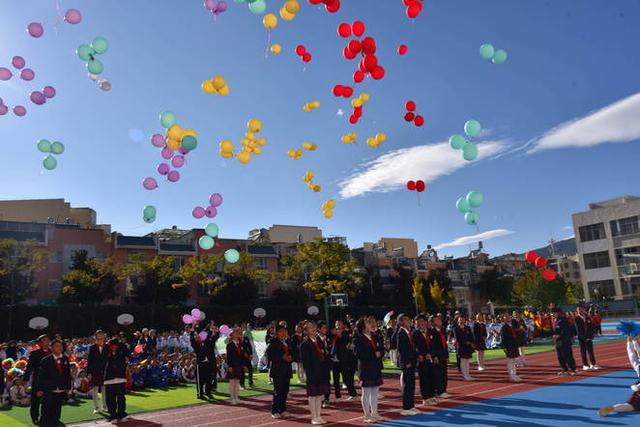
[54,0,62,35]
[265,30,271,59]
[416,192,421,207]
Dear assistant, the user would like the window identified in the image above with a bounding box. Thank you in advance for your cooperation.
[579,223,606,242]
[615,246,640,266]
[611,216,640,237]
[48,280,62,297]
[587,280,615,298]
[583,251,611,269]
[257,283,268,298]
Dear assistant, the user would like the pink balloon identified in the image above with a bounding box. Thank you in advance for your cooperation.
[198,331,208,341]
[27,22,44,38]
[11,56,25,69]
[30,91,46,105]
[192,206,205,219]
[219,325,231,337]
[209,193,223,207]
[42,86,56,98]
[217,1,227,12]
[64,9,82,24]
[157,163,170,175]
[0,105,8,116]
[143,177,158,190]
[0,67,12,81]
[182,314,194,325]
[167,170,180,182]
[204,0,217,10]
[161,147,174,159]
[13,106,26,117]
[171,155,185,168]
[20,68,35,81]
[191,308,202,318]
[205,206,217,218]
[151,134,165,147]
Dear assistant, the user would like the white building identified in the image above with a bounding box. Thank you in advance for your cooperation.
[572,196,640,301]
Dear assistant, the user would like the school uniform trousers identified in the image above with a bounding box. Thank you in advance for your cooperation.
[397,328,417,410]
[266,339,292,415]
[333,331,357,398]
[429,328,449,394]
[190,333,212,396]
[413,329,435,399]
[575,316,596,366]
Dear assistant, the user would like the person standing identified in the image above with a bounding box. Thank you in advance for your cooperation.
[354,317,384,423]
[24,334,50,425]
[87,330,109,414]
[397,314,420,416]
[333,320,357,401]
[453,315,475,381]
[552,308,577,376]
[36,339,71,427]
[240,324,254,388]
[301,321,330,425]
[575,306,599,371]
[190,326,211,399]
[512,311,528,367]
[103,338,128,422]
[226,326,244,405]
[429,315,450,399]
[291,323,306,384]
[266,325,293,419]
[316,321,333,407]
[501,314,522,382]
[413,314,436,406]
[472,314,488,371]
[204,322,220,392]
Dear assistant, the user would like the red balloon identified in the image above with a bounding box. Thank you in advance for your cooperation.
[325,0,340,13]
[404,112,415,122]
[343,45,357,60]
[415,180,425,192]
[405,100,416,112]
[407,2,422,18]
[352,20,365,37]
[542,269,557,281]
[134,344,143,354]
[309,0,322,4]
[302,53,312,63]
[332,85,344,97]
[358,58,367,73]
[342,86,354,97]
[414,115,425,127]
[353,105,363,118]
[353,70,365,83]
[534,257,547,269]
[363,55,378,71]
[407,180,416,191]
[525,250,538,263]
[402,0,413,5]
[337,23,351,38]
[398,44,408,55]
[361,37,376,55]
[349,115,358,124]
[371,66,385,80]
[295,45,306,56]
[348,40,362,54]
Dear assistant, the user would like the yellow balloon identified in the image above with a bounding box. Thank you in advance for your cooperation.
[376,132,387,142]
[285,0,300,14]
[280,7,295,21]
[237,150,251,164]
[253,146,263,155]
[220,140,234,152]
[313,185,321,192]
[217,85,230,97]
[182,128,197,138]
[167,138,181,151]
[167,125,183,141]
[270,43,282,54]
[326,199,336,209]
[360,93,370,102]
[302,104,311,112]
[303,142,316,151]
[256,137,266,146]
[351,98,363,108]
[324,210,334,219]
[212,75,226,91]
[220,150,233,159]
[202,80,216,94]
[247,118,262,133]
[263,13,278,30]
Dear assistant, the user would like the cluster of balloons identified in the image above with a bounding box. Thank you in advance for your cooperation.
[182,308,206,325]
[77,37,109,75]
[402,0,424,18]
[404,100,425,127]
[308,0,340,13]
[198,223,220,250]
[456,191,483,225]
[193,193,224,219]
[398,44,408,55]
[337,21,385,85]
[303,100,320,112]
[406,179,426,192]
[88,72,111,91]
[0,57,56,116]
[279,0,301,21]
[204,0,228,17]
[525,250,558,281]
[303,170,321,192]
[349,92,370,124]
[143,205,157,223]
[448,119,481,162]
[332,84,354,99]
[263,13,278,29]
[366,132,386,148]
[37,139,65,170]
[234,118,266,164]
[295,45,312,63]
[30,85,57,106]
[0,56,36,82]
[202,74,229,96]
[341,131,357,144]
[322,199,336,219]
[236,0,268,15]
[288,142,316,160]
[479,43,508,65]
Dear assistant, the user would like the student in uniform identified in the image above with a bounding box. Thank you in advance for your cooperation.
[240,324,254,389]
[472,314,488,371]
[396,314,420,416]
[386,318,398,366]
[266,325,293,419]
[103,338,128,422]
[87,330,109,414]
[226,326,244,405]
[512,311,528,367]
[413,314,437,406]
[301,321,330,425]
[333,320,357,401]
[599,388,640,416]
[36,339,71,427]
[429,315,450,399]
[291,322,306,384]
[204,322,220,392]
[575,305,599,371]
[24,334,51,425]
[501,314,522,382]
[316,321,333,407]
[453,315,475,381]
[190,326,211,399]
[552,308,577,376]
[354,317,384,423]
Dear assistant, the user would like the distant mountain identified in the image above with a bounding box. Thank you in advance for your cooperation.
[530,237,576,258]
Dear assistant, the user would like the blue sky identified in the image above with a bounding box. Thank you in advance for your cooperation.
[1,0,639,257]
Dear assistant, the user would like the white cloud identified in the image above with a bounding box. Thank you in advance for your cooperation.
[528,92,640,153]
[434,229,514,250]
[562,225,573,231]
[338,140,506,199]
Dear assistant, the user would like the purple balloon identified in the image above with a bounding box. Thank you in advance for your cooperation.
[42,86,56,99]
[157,162,170,175]
[0,67,12,81]
[20,68,35,81]
[27,22,44,38]
[204,0,217,10]
[182,314,194,325]
[198,331,208,341]
[13,105,26,117]
[217,1,228,12]
[143,177,158,190]
[0,105,8,116]
[209,193,223,207]
[30,91,46,105]
[11,56,25,69]
[64,9,82,25]
[205,206,218,218]
[179,147,190,155]
[171,155,185,168]
[151,133,165,147]
[192,206,206,219]
[161,147,174,159]
[167,170,180,182]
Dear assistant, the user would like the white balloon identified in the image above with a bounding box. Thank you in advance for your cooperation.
[88,73,99,81]
[253,307,266,318]
[117,313,134,325]
[99,80,111,91]
[28,317,49,330]
[307,306,320,316]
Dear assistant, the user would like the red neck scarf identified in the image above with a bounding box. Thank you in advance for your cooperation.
[437,328,446,349]
[234,341,242,356]
[420,329,431,348]
[311,338,325,361]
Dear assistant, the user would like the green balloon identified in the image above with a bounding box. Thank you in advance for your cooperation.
[466,191,484,208]
[248,0,267,14]
[76,44,95,61]
[160,111,176,129]
[87,58,104,75]
[224,249,240,263]
[182,135,198,151]
[199,235,214,250]
[205,223,219,238]
[456,197,471,213]
[465,211,479,225]
[449,134,466,150]
[50,141,65,155]
[43,155,57,170]
[479,43,495,60]
[492,49,508,64]
[464,120,481,138]
[462,142,479,161]
[143,214,156,224]
[143,205,157,218]
[37,139,51,153]
[91,37,109,54]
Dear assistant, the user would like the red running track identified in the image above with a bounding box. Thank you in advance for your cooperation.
[72,340,629,427]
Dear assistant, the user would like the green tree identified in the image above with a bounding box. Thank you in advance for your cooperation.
[430,279,445,309]
[472,269,514,304]
[566,281,585,304]
[61,250,124,304]
[512,269,569,309]
[412,276,426,314]
[128,255,187,308]
[391,265,415,307]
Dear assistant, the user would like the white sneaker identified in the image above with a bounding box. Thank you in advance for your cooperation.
[429,397,439,405]
[371,413,383,420]
[477,366,485,371]
[510,376,522,383]
[400,409,414,416]
[582,365,590,371]
[438,392,451,399]
[271,413,282,419]
[311,419,326,425]
[463,375,474,381]
[558,371,568,376]
[409,408,421,415]
[570,371,577,376]
[93,409,101,414]
[364,416,376,424]
[318,418,328,424]
[592,365,600,370]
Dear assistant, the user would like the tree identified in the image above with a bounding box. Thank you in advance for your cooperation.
[430,280,445,309]
[566,281,585,304]
[472,269,514,304]
[128,255,187,306]
[61,250,124,304]
[412,276,426,314]
[512,269,569,309]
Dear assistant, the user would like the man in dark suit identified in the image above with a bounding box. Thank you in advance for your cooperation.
[575,306,598,370]
[397,314,420,416]
[36,339,71,427]
[24,335,50,425]
[203,322,220,393]
[87,330,109,413]
[190,325,211,399]
[266,325,293,418]
[240,323,254,388]
[103,338,128,422]
[333,320,357,400]
[552,308,577,375]
[413,314,436,405]
[429,315,450,399]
